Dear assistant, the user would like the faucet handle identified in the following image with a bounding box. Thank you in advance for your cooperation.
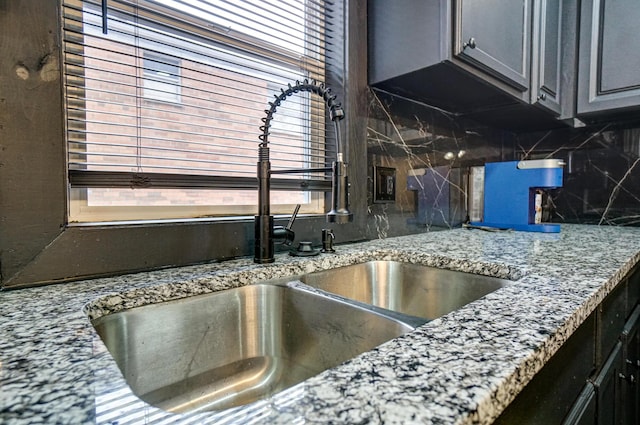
[273,204,300,246]
[286,204,301,231]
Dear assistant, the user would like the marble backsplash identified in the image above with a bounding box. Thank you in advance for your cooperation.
[516,124,640,226]
[366,88,640,239]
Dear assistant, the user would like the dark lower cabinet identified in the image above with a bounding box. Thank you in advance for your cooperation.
[562,383,596,425]
[593,342,623,425]
[593,307,640,425]
[494,313,596,425]
[621,306,640,425]
[495,266,640,425]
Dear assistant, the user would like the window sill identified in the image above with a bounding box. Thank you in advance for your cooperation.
[67,213,326,228]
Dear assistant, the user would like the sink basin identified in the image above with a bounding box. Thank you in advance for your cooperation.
[91,284,414,413]
[300,260,511,320]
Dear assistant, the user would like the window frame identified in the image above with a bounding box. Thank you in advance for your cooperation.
[0,0,367,289]
[142,51,182,103]
[64,0,331,223]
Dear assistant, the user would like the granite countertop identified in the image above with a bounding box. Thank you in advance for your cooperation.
[2,224,640,424]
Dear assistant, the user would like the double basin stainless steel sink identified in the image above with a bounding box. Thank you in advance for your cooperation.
[92,260,511,413]
[300,261,510,321]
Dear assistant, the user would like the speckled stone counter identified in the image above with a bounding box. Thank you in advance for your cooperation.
[2,224,640,424]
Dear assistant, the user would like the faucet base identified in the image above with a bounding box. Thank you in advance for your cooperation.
[326,211,353,224]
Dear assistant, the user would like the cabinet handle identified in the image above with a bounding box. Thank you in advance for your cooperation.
[538,93,547,101]
[463,37,476,49]
[619,372,636,385]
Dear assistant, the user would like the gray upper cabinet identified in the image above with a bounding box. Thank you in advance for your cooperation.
[531,0,563,115]
[368,0,528,113]
[368,0,576,129]
[578,0,640,115]
[531,0,582,121]
[454,0,531,92]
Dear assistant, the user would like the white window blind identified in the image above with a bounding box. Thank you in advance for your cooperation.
[62,0,340,222]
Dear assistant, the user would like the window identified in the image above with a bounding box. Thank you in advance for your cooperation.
[142,52,181,103]
[62,0,336,222]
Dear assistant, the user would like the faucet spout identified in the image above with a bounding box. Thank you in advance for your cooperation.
[254,80,352,263]
[327,153,352,224]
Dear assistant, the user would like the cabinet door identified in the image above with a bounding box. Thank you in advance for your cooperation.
[593,342,623,425]
[622,306,640,425]
[455,0,531,91]
[493,313,596,425]
[577,0,640,115]
[562,383,596,425]
[628,266,640,318]
[531,0,562,114]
